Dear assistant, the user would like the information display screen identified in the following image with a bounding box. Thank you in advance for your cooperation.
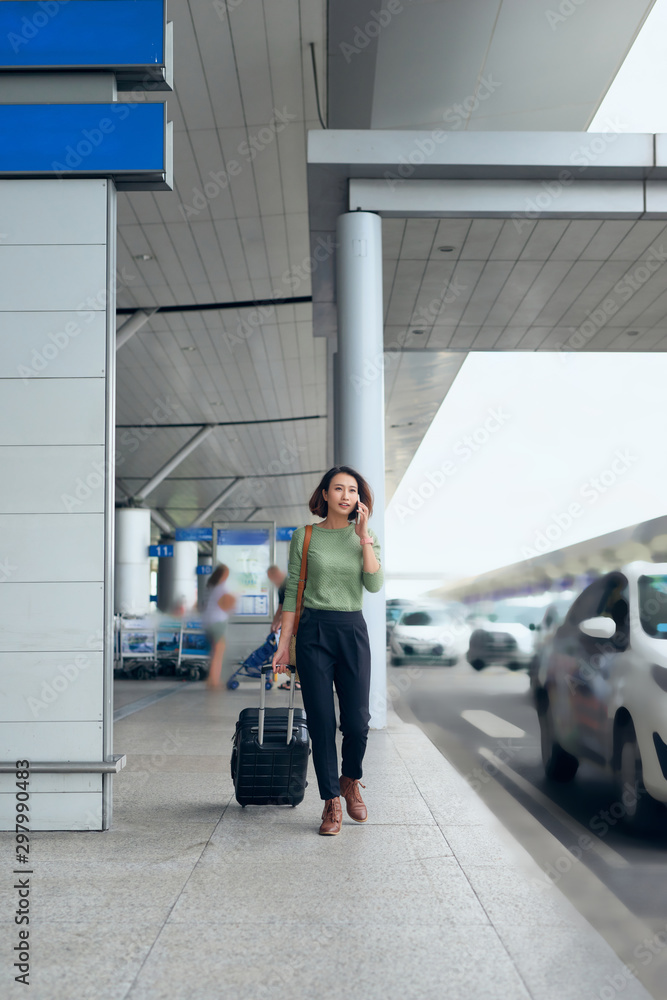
[212,522,275,620]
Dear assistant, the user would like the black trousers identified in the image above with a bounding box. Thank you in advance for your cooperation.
[295,609,371,800]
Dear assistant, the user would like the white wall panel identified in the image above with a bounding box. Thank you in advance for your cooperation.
[0,446,106,513]
[0,792,103,831]
[0,245,107,311]
[0,651,103,722]
[0,583,104,652]
[0,379,105,445]
[0,772,101,793]
[0,513,105,582]
[0,179,108,245]
[0,177,112,832]
[0,721,103,760]
[0,313,106,379]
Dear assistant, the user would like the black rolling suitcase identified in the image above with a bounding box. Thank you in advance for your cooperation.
[231,664,310,806]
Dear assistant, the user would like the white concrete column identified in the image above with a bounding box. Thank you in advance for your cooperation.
[335,211,386,729]
[172,541,198,612]
[114,508,151,615]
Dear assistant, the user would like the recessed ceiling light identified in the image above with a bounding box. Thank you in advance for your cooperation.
[133,253,153,261]
[437,246,455,252]
[627,330,639,336]
[181,346,197,351]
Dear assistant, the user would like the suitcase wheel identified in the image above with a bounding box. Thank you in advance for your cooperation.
[227,679,239,690]
[265,681,272,690]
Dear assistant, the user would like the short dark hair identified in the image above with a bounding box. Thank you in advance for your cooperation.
[208,564,228,588]
[308,466,374,520]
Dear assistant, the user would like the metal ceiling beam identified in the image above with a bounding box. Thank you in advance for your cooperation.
[349,177,649,220]
[116,295,311,316]
[133,426,215,502]
[116,414,325,429]
[115,480,175,536]
[116,307,158,349]
[150,508,176,535]
[191,478,244,528]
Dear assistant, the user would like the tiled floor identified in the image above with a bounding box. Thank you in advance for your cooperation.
[0,680,655,1000]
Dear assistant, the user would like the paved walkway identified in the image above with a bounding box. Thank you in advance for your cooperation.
[0,679,656,1000]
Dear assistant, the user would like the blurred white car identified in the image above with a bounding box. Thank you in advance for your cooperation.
[534,561,667,831]
[390,607,469,666]
[528,594,578,694]
[466,601,541,672]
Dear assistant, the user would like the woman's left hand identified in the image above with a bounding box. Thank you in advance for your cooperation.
[355,500,371,540]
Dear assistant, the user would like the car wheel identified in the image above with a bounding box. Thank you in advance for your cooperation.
[540,708,578,782]
[470,659,486,672]
[390,656,404,667]
[617,728,662,834]
[507,661,522,672]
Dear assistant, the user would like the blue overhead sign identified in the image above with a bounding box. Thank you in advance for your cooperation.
[276,526,297,542]
[175,527,213,542]
[149,545,173,557]
[217,529,270,546]
[0,103,166,176]
[0,1,165,69]
[196,565,212,575]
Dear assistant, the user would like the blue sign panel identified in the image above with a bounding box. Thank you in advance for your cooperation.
[276,526,297,542]
[217,529,271,546]
[0,103,165,175]
[196,565,212,575]
[0,1,164,68]
[175,527,213,542]
[149,544,173,557]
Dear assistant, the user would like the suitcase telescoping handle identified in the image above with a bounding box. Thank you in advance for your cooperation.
[258,664,295,746]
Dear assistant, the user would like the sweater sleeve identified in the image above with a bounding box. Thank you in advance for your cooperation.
[281,527,305,613]
[363,529,384,593]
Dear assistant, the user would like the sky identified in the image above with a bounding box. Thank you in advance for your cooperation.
[385,2,667,600]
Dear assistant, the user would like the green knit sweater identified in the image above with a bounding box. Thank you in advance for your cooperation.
[282,523,384,613]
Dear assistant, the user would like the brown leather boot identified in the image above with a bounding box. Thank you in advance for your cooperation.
[319,797,343,836]
[339,775,367,823]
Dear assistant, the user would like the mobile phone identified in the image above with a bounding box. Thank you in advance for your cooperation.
[350,502,359,523]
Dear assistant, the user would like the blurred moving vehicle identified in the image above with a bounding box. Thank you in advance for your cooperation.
[528,594,578,694]
[533,562,667,832]
[390,606,469,666]
[466,601,541,672]
[386,598,415,646]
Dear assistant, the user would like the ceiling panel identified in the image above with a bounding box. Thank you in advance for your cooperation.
[113,0,667,540]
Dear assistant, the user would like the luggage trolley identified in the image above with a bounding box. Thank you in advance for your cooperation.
[117,615,159,679]
[177,617,211,681]
[155,616,182,676]
[227,632,278,690]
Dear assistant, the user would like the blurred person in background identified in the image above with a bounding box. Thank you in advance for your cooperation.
[202,564,236,690]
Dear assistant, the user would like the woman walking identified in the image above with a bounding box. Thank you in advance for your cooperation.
[202,564,236,690]
[272,466,383,835]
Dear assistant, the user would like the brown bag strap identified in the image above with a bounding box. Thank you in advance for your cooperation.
[293,525,313,636]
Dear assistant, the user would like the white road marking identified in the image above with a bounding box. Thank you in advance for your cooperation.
[461,709,526,738]
[478,746,629,869]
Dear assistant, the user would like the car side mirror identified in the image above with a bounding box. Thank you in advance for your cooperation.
[579,616,616,640]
